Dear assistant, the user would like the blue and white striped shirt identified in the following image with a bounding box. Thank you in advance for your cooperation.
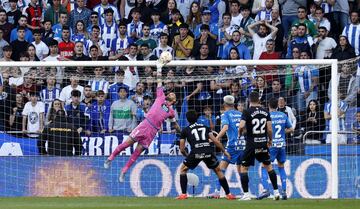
[342,23,360,55]
[88,79,109,93]
[100,21,119,51]
[40,87,61,113]
[324,100,348,131]
[93,3,120,26]
[255,9,272,22]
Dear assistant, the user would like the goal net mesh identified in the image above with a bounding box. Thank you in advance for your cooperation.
[0,58,359,198]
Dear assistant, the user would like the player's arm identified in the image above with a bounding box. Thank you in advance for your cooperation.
[179,138,188,157]
[216,124,228,141]
[285,128,294,134]
[238,120,246,136]
[209,132,231,159]
[156,69,162,88]
[266,121,273,147]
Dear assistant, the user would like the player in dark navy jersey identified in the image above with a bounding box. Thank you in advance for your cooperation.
[238,91,280,200]
[176,110,236,200]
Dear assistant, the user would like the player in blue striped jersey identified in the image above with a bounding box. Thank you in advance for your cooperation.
[208,95,244,198]
[258,98,293,200]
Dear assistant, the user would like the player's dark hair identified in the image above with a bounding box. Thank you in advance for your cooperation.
[268,98,278,109]
[249,91,260,103]
[186,110,199,124]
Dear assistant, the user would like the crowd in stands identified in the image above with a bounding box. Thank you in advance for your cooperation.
[0,0,360,151]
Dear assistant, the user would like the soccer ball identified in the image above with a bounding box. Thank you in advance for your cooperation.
[158,51,172,65]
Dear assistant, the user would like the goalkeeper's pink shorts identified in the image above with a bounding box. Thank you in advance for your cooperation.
[129,120,158,149]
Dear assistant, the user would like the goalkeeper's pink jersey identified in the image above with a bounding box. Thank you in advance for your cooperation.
[145,87,175,130]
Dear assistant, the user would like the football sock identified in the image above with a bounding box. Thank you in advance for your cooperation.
[180,174,188,194]
[215,169,226,192]
[278,167,287,191]
[240,173,249,193]
[108,141,131,161]
[219,177,230,195]
[268,170,278,190]
[261,167,269,191]
[121,148,142,174]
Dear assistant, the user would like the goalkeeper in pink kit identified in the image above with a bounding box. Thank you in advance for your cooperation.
[104,65,180,182]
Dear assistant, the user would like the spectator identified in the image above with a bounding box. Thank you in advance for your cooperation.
[10,15,33,43]
[0,74,12,131]
[64,89,89,134]
[342,11,360,55]
[87,12,100,34]
[88,67,109,96]
[217,13,233,59]
[277,97,297,130]
[108,85,137,133]
[302,100,325,143]
[192,24,217,58]
[352,110,360,144]
[136,95,152,123]
[27,44,40,61]
[252,76,270,106]
[197,105,216,130]
[59,75,84,105]
[172,23,194,60]
[44,0,67,27]
[9,93,24,133]
[138,43,157,61]
[332,0,350,39]
[205,0,226,25]
[120,0,135,21]
[286,23,313,58]
[222,30,251,60]
[149,10,168,43]
[0,9,13,42]
[152,32,174,59]
[266,80,286,103]
[135,24,157,50]
[10,26,29,61]
[248,20,278,60]
[22,92,45,153]
[161,0,181,25]
[108,70,129,102]
[194,43,215,61]
[239,6,255,56]
[312,7,331,31]
[314,26,337,59]
[224,47,247,75]
[194,9,218,40]
[186,2,201,32]
[82,85,96,107]
[40,75,61,114]
[69,0,92,32]
[101,8,119,52]
[324,98,348,144]
[254,0,276,22]
[94,0,120,26]
[127,0,153,25]
[87,90,111,133]
[167,9,183,44]
[42,109,81,156]
[9,68,23,87]
[292,6,318,37]
[70,41,91,62]
[6,0,21,27]
[121,43,140,91]
[126,8,144,40]
[42,39,61,62]
[58,26,74,59]
[229,0,241,27]
[32,29,49,60]
[24,0,42,30]
[279,0,306,38]
[86,25,108,57]
[269,9,284,53]
[328,63,358,107]
[41,20,55,45]
[330,35,356,61]
[109,21,132,58]
[258,39,281,82]
[71,20,90,42]
[52,11,69,41]
[0,28,9,58]
[294,51,319,114]
[45,98,64,126]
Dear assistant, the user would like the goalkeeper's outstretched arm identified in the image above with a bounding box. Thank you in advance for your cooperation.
[157,65,163,88]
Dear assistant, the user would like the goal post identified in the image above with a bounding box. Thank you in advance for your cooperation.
[0,58,350,199]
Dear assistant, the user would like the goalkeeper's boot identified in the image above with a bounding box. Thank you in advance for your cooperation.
[225,193,236,200]
[104,159,111,169]
[282,190,288,200]
[256,190,270,200]
[176,194,188,200]
[273,190,280,201]
[119,172,126,182]
[207,191,220,199]
[238,193,251,201]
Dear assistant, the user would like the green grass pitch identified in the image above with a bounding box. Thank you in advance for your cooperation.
[0,197,359,209]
